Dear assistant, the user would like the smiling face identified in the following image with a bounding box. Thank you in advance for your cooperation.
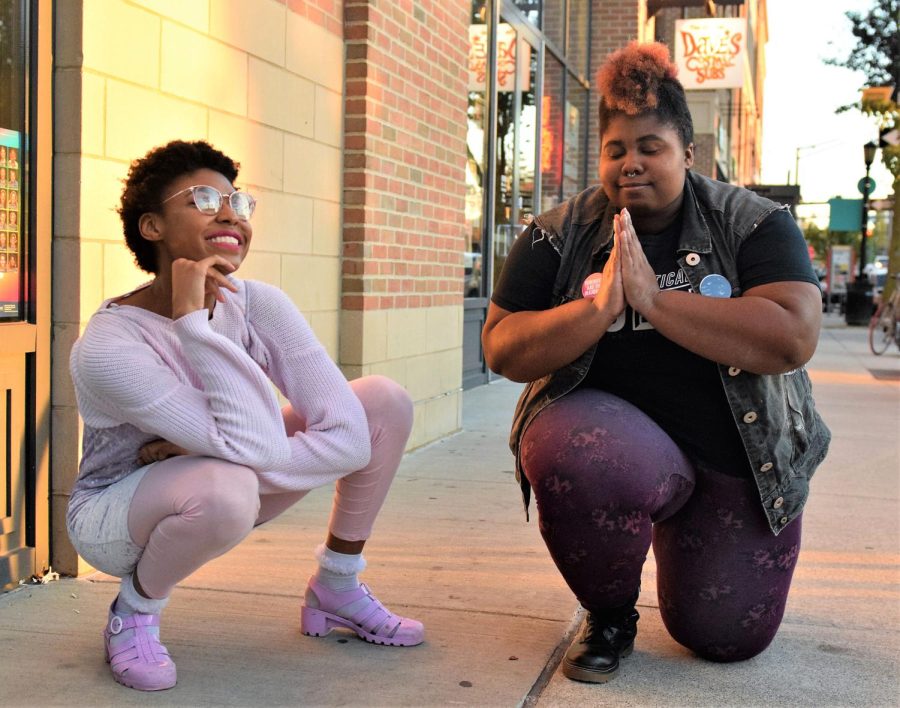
[140,168,252,274]
[599,112,694,233]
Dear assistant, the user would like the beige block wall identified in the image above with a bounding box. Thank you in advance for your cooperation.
[51,0,346,574]
[341,306,463,450]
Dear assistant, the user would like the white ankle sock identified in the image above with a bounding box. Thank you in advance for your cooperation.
[115,573,168,616]
[312,543,366,593]
[111,573,169,642]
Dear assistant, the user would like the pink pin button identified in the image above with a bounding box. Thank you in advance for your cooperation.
[582,272,602,298]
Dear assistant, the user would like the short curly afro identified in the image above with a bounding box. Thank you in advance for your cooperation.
[118,140,240,274]
[597,41,693,148]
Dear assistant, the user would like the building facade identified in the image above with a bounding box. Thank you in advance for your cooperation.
[0,0,765,589]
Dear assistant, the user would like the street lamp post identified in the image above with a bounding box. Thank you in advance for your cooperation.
[858,141,877,279]
[845,141,879,325]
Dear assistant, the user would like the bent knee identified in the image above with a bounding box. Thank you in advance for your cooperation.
[688,635,776,663]
[351,375,413,429]
[184,461,260,538]
[662,607,782,663]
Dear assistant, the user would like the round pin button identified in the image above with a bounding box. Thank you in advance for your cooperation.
[582,272,603,298]
[685,253,701,266]
[699,274,732,298]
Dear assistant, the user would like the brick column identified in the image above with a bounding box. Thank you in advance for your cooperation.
[341,0,469,447]
[588,0,644,178]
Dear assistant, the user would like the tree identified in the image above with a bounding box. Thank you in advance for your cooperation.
[803,222,856,264]
[829,0,900,299]
[831,0,900,89]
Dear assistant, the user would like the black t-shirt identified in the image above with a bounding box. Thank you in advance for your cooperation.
[492,208,819,477]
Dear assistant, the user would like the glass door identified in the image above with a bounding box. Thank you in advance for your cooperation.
[0,0,51,591]
[492,22,539,290]
[462,4,542,389]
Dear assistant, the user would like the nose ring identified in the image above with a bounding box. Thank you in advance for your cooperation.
[625,170,638,178]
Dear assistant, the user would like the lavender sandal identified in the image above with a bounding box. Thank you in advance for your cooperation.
[301,576,424,646]
[103,601,176,691]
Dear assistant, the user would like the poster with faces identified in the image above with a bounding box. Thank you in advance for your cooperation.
[0,128,22,317]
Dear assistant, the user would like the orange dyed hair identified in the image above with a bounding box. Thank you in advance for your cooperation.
[597,41,678,114]
[597,41,693,146]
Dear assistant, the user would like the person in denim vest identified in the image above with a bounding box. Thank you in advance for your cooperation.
[482,42,829,684]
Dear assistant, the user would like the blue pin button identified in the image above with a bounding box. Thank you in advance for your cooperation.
[699,274,732,298]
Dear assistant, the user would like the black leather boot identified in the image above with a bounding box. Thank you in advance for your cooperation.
[562,598,640,683]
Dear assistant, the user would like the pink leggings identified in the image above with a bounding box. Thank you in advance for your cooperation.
[126,375,413,600]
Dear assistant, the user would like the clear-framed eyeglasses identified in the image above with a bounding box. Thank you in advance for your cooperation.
[161,185,257,221]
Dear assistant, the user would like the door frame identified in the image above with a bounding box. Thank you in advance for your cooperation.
[0,0,52,591]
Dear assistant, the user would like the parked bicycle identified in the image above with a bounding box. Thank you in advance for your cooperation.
[869,273,900,355]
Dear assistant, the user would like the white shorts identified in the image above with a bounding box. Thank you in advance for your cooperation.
[66,464,156,578]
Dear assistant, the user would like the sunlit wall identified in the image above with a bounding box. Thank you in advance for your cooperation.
[50,0,347,574]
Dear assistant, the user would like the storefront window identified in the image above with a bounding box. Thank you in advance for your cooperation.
[517,45,538,224]
[511,0,540,26]
[562,79,588,200]
[0,3,27,320]
[465,3,488,298]
[494,30,537,290]
[540,55,565,212]
[462,1,593,387]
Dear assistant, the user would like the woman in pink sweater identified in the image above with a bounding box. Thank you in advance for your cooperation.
[68,140,423,692]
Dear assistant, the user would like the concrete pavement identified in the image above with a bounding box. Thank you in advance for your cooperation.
[1,313,898,706]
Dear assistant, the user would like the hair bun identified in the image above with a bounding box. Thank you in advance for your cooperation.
[597,41,679,115]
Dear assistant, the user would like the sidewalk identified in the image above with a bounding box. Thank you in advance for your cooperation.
[1,313,898,707]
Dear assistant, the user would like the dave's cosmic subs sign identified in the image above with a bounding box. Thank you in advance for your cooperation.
[674,18,748,90]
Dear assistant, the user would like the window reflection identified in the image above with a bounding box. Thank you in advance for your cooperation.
[511,0,540,26]
[562,80,588,200]
[542,0,565,49]
[494,33,537,290]
[464,2,591,301]
[541,56,565,212]
[465,3,487,298]
[567,0,590,77]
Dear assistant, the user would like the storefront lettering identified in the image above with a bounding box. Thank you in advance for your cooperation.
[468,24,529,92]
[674,18,747,90]
[680,29,742,83]
[496,31,516,90]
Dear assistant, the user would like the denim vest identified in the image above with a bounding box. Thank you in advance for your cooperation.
[508,171,831,535]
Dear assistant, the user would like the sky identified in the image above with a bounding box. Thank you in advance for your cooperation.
[760,0,894,221]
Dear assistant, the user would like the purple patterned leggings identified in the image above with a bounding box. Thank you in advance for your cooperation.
[521,388,802,662]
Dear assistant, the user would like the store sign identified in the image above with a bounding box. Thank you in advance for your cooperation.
[468,24,530,92]
[828,197,863,232]
[0,128,22,318]
[674,17,747,89]
[828,245,852,295]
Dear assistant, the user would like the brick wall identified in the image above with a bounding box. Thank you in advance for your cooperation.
[588,0,643,175]
[340,0,469,447]
[692,133,716,178]
[286,0,343,36]
[51,0,346,575]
